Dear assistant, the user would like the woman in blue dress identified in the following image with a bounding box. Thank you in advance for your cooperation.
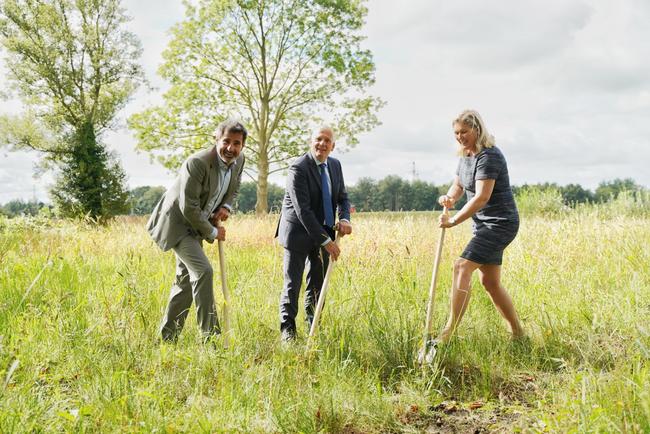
[437,110,524,342]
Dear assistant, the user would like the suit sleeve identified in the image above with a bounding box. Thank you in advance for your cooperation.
[336,161,351,221]
[179,157,213,237]
[287,164,330,243]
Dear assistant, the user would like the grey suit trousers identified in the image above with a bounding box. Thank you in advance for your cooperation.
[279,246,330,333]
[160,235,220,341]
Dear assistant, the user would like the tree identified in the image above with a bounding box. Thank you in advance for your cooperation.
[128,185,165,215]
[234,181,258,213]
[129,0,384,214]
[559,183,594,205]
[267,183,285,213]
[0,199,50,217]
[234,181,284,213]
[410,180,439,211]
[46,119,131,218]
[348,177,442,212]
[0,0,144,220]
[377,175,406,211]
[595,178,641,202]
[348,177,379,212]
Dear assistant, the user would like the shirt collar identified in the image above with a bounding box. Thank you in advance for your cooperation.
[217,154,235,170]
[310,150,327,166]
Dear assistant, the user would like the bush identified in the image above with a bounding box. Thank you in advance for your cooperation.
[585,190,650,218]
[515,187,568,216]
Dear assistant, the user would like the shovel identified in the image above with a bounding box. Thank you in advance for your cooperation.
[307,229,341,347]
[417,207,448,365]
[216,220,232,348]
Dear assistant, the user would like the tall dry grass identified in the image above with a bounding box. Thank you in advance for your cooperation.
[0,209,648,432]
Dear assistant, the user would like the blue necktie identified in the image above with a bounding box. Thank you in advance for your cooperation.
[320,163,335,227]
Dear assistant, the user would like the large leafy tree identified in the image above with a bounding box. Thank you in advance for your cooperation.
[595,178,641,202]
[129,0,384,214]
[0,0,144,220]
[129,185,166,215]
[233,181,284,213]
[347,177,379,212]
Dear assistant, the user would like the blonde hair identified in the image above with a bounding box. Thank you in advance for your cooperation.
[453,110,495,154]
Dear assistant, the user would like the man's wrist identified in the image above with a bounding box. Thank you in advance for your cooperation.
[449,217,457,226]
[321,237,333,246]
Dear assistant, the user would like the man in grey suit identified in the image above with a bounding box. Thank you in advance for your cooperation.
[276,127,352,342]
[147,120,247,343]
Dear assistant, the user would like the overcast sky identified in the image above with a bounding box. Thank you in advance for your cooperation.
[1,0,649,203]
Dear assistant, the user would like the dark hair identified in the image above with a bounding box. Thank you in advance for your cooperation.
[214,119,248,143]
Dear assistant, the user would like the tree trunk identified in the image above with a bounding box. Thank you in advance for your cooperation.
[255,152,269,215]
[255,98,270,214]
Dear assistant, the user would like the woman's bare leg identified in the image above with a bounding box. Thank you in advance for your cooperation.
[478,264,524,337]
[438,258,481,342]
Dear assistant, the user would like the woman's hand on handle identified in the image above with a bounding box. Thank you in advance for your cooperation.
[439,175,464,210]
[438,195,456,209]
[438,206,456,229]
[438,213,453,228]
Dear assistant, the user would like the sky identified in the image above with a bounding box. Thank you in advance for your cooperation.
[1,0,649,203]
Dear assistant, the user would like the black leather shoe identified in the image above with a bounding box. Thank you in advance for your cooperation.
[281,328,296,343]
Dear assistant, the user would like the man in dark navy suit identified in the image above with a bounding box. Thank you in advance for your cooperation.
[276,127,352,342]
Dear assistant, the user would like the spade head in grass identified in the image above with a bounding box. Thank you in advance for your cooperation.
[417,338,439,365]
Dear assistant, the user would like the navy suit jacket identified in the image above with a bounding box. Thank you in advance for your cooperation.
[276,152,350,253]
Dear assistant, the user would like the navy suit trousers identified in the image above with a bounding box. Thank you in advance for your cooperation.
[279,243,331,333]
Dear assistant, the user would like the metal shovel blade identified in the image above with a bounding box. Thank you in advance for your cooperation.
[417,337,438,365]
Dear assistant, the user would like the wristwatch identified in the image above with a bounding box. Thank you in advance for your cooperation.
[448,217,457,226]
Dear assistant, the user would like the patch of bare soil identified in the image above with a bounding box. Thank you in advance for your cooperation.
[492,373,540,405]
[424,401,527,433]
[394,400,531,433]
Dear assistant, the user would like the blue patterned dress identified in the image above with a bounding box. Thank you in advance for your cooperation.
[456,146,519,265]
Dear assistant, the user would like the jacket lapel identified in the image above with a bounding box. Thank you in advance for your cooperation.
[208,147,219,200]
[225,157,239,197]
[306,152,322,189]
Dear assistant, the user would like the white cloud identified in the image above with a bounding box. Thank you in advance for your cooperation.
[1,0,649,203]
[350,0,650,190]
[0,150,52,202]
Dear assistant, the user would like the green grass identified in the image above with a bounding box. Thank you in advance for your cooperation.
[0,210,648,432]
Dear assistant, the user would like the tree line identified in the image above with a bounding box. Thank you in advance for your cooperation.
[2,177,643,218]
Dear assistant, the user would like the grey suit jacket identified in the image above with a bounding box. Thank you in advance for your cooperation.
[147,146,245,252]
[276,152,350,253]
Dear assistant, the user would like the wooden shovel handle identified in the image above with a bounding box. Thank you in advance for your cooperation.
[216,220,232,347]
[422,207,448,343]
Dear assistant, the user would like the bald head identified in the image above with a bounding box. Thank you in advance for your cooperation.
[312,126,335,142]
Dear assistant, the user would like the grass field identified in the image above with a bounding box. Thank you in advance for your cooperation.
[0,209,649,432]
